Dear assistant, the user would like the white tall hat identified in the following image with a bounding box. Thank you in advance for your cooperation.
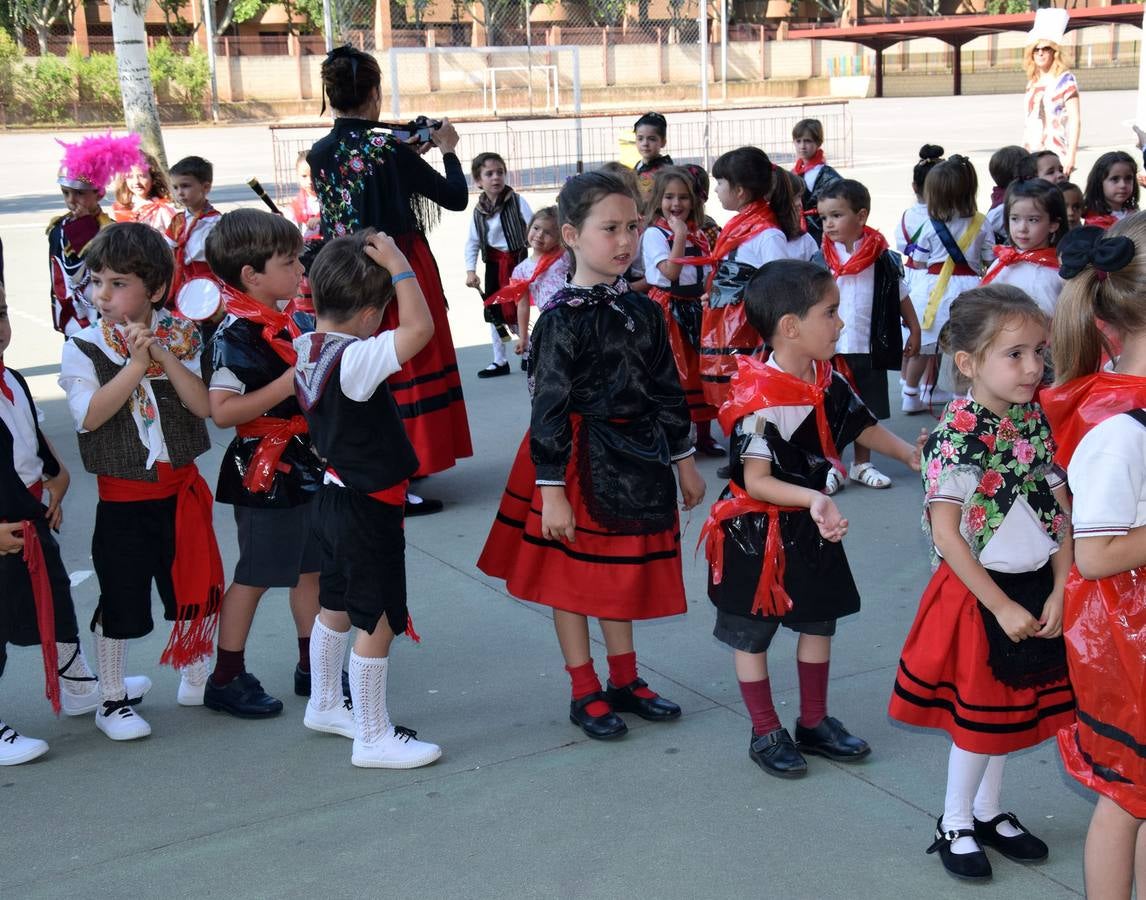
[1027,7,1069,46]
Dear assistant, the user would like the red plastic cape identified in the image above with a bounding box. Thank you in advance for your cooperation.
[1040,372,1146,468]
[683,200,779,275]
[223,287,302,366]
[980,246,1060,285]
[484,249,562,309]
[820,227,888,278]
[793,149,826,176]
[717,355,844,476]
[1083,210,1117,231]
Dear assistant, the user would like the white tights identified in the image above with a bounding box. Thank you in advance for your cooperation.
[942,745,1020,853]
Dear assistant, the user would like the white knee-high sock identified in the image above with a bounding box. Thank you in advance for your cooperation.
[943,744,991,854]
[181,656,209,687]
[57,642,96,695]
[972,754,1024,836]
[490,323,507,365]
[349,652,390,745]
[309,617,350,712]
[94,625,127,704]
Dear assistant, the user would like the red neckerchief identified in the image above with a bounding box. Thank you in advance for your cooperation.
[980,245,1060,285]
[1084,210,1117,231]
[686,200,779,275]
[0,360,14,404]
[1041,372,1146,468]
[484,249,563,309]
[820,227,888,278]
[793,150,825,176]
[223,288,301,366]
[653,216,713,258]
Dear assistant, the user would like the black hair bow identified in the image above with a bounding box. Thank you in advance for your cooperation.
[1058,225,1136,279]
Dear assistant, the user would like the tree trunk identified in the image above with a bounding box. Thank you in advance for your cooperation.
[36,23,49,55]
[111,0,167,167]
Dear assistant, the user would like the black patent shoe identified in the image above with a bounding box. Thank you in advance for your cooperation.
[569,692,628,740]
[477,362,511,379]
[795,715,872,762]
[606,678,681,721]
[749,727,807,778]
[927,817,992,880]
[204,672,283,719]
[405,495,444,517]
[294,664,351,699]
[974,812,1049,862]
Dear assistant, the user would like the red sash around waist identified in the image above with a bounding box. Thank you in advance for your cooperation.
[236,415,308,494]
[97,462,222,667]
[927,262,976,277]
[9,480,61,712]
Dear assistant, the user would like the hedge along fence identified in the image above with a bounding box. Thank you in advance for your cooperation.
[0,32,210,125]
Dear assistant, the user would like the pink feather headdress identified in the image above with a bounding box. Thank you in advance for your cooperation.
[57,132,144,191]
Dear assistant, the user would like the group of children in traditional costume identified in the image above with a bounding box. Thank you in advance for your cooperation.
[5,108,1146,896]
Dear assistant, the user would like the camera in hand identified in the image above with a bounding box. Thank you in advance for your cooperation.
[386,116,442,144]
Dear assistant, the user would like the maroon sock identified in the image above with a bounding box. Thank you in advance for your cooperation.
[211,648,245,686]
[297,637,311,673]
[606,651,656,698]
[566,661,611,717]
[739,678,781,736]
[797,660,830,729]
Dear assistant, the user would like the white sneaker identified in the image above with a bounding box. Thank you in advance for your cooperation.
[902,389,928,414]
[177,673,206,707]
[352,726,442,769]
[304,697,355,739]
[94,700,151,741]
[921,386,954,406]
[62,675,153,716]
[0,721,49,765]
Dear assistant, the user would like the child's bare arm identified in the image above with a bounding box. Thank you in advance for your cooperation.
[81,357,149,432]
[364,234,433,364]
[209,370,295,428]
[856,424,927,471]
[899,297,921,357]
[1075,529,1146,580]
[149,332,209,418]
[515,297,531,355]
[742,456,846,541]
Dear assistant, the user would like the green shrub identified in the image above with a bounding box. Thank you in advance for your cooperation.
[23,55,77,122]
[0,29,23,106]
[174,44,210,107]
[72,48,121,106]
[149,38,181,92]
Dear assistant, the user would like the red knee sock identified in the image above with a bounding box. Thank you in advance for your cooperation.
[797,660,829,729]
[211,648,245,687]
[606,651,657,698]
[566,661,611,717]
[297,637,310,673]
[739,678,781,736]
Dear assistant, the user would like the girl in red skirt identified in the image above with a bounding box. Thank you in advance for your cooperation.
[888,285,1074,881]
[1043,216,1146,900]
[478,171,706,741]
[639,166,721,455]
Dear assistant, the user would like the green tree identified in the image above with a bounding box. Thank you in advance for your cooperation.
[9,0,74,55]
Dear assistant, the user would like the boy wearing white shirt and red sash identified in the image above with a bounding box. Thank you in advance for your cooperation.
[165,156,221,304]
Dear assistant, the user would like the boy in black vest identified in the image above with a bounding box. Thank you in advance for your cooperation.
[464,152,533,378]
[294,230,441,768]
[58,223,221,742]
[701,260,923,779]
[792,118,842,246]
[814,178,921,491]
[202,209,326,721]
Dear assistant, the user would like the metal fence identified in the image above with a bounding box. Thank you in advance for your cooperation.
[269,101,851,205]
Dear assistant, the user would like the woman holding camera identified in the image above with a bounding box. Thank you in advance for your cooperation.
[307,47,472,506]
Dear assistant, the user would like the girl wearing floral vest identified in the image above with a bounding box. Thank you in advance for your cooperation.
[888,285,1075,881]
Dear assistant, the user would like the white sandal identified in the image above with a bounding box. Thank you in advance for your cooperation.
[850,462,892,489]
[824,469,844,496]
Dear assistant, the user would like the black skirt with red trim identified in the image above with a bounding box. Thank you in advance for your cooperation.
[384,232,473,477]
[888,562,1075,755]
[477,429,686,619]
[649,287,716,424]
[483,247,526,328]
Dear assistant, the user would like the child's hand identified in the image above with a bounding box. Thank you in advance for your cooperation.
[907,429,929,472]
[465,271,481,290]
[306,215,320,231]
[362,232,410,274]
[676,456,706,510]
[0,522,25,555]
[123,322,156,367]
[1035,588,1064,639]
[514,337,526,356]
[810,494,847,542]
[42,469,70,531]
[903,325,921,359]
[275,366,297,401]
[541,493,576,544]
[668,215,689,239]
[995,599,1039,642]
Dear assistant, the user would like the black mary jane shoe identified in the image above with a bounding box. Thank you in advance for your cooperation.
[294,664,351,700]
[203,672,284,719]
[974,812,1049,862]
[694,437,727,458]
[605,678,681,722]
[477,362,511,379]
[795,715,872,762]
[927,817,992,881]
[748,727,807,778]
[405,496,444,517]
[569,692,628,740]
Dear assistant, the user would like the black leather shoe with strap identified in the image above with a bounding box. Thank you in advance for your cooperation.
[748,727,807,778]
[204,672,284,719]
[606,679,681,721]
[973,812,1049,862]
[927,816,992,880]
[569,692,627,740]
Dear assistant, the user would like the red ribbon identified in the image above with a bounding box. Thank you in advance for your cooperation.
[236,415,309,494]
[12,481,60,714]
[717,355,845,476]
[223,288,301,366]
[793,149,826,176]
[1083,211,1118,231]
[820,227,889,278]
[97,463,222,668]
[484,249,563,309]
[980,245,1060,285]
[699,482,800,617]
[680,201,780,285]
[0,361,13,404]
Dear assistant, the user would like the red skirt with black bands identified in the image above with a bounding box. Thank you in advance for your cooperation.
[888,562,1075,755]
[477,428,686,620]
[385,232,473,477]
[648,287,716,424]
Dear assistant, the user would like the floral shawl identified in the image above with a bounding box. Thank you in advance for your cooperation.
[921,396,1065,567]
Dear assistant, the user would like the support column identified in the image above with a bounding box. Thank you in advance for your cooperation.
[72,1,90,54]
[374,0,392,52]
